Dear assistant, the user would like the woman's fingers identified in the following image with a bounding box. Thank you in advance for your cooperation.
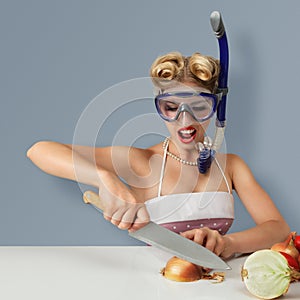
[180,228,207,245]
[181,228,226,256]
[180,229,196,239]
[128,206,150,232]
[205,231,218,252]
[103,203,149,231]
[116,207,137,230]
[92,170,150,231]
[213,236,226,256]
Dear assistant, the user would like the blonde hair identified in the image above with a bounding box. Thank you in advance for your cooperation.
[150,51,220,92]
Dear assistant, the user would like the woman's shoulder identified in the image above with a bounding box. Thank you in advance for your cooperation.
[96,143,161,159]
[215,152,242,166]
[216,152,250,176]
[111,142,163,178]
[132,142,163,165]
[216,152,246,164]
[225,153,245,164]
[226,153,250,169]
[126,142,163,160]
[222,153,255,185]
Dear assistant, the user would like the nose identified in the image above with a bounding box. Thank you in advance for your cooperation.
[176,111,195,126]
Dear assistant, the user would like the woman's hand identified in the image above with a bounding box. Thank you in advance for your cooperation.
[180,227,233,258]
[97,169,150,232]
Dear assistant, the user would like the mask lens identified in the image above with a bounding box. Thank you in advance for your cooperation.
[155,93,216,122]
[190,95,214,120]
[157,98,180,120]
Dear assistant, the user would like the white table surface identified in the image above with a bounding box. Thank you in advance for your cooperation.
[0,246,299,300]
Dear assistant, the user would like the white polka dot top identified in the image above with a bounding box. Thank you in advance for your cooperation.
[145,139,234,234]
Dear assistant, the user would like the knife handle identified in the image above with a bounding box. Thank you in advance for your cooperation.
[83,190,105,211]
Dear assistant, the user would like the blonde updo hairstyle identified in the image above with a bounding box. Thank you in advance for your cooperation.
[150,51,220,93]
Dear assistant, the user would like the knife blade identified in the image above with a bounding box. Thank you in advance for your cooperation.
[82,190,230,270]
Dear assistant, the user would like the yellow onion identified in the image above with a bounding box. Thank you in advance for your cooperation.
[241,250,300,299]
[161,256,203,282]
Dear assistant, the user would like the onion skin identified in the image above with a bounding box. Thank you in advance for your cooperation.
[161,256,203,282]
[271,232,300,260]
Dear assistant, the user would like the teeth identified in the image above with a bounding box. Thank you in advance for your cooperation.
[180,129,195,134]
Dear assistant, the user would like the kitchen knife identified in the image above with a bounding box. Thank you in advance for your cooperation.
[82,190,231,270]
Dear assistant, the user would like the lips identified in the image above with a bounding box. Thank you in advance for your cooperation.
[178,126,197,143]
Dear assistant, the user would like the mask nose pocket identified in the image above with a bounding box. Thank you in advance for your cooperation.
[177,104,197,124]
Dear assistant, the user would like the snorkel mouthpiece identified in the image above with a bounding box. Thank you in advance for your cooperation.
[196,138,216,173]
[197,149,217,174]
[197,11,229,174]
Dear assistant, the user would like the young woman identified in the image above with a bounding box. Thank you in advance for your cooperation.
[27,51,289,258]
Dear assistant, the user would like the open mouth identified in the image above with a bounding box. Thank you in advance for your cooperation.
[177,126,197,143]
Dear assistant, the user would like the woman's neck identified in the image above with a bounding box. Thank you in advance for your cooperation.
[168,138,200,162]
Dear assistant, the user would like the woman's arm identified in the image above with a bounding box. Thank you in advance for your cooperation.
[223,154,290,256]
[27,141,150,230]
[180,154,290,258]
[27,141,100,186]
[27,141,140,185]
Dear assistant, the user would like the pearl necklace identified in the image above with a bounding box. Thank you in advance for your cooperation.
[162,137,198,166]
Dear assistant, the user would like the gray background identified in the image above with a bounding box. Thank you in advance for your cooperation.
[1,0,299,245]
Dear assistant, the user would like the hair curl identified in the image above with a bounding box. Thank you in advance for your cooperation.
[150,51,220,92]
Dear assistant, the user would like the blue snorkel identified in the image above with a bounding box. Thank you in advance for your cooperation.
[197,11,229,174]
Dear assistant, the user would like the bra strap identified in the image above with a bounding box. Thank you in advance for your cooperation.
[158,138,168,197]
[214,157,231,194]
